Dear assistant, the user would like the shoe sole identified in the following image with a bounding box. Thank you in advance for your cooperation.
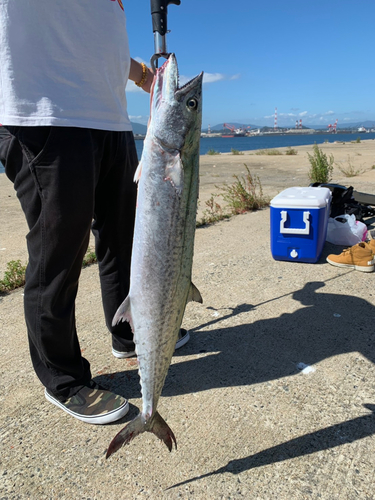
[326,257,374,273]
[45,389,129,425]
[112,348,136,359]
[176,329,190,349]
[112,330,190,359]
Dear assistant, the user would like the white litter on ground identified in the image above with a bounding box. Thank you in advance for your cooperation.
[297,362,316,374]
[333,313,341,318]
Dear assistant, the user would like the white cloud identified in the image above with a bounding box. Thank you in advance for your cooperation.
[134,56,148,65]
[203,73,226,84]
[180,72,236,85]
[126,80,144,93]
[323,110,335,116]
[299,111,308,117]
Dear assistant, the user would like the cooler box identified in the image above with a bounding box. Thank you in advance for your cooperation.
[270,186,332,263]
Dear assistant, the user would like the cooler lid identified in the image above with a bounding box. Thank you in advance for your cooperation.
[271,186,332,208]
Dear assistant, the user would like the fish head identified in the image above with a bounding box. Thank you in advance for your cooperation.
[150,53,203,152]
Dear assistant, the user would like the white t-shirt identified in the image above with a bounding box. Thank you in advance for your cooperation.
[0,0,132,131]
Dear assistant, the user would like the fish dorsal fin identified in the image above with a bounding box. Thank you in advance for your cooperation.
[164,154,183,194]
[187,282,203,304]
[112,296,133,330]
[134,162,143,183]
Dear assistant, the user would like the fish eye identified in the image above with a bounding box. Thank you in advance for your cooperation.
[186,98,198,110]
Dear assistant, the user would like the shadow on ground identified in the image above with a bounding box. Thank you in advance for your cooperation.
[167,403,375,489]
[96,280,375,475]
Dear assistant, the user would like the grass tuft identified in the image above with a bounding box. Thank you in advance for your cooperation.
[196,195,230,227]
[0,260,27,294]
[0,247,97,295]
[336,155,364,177]
[285,147,298,155]
[217,165,270,215]
[82,247,97,267]
[307,143,334,183]
[231,148,244,155]
[255,149,282,156]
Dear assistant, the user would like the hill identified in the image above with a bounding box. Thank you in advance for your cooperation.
[131,122,147,135]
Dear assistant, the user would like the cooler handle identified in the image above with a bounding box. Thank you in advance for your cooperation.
[280,210,310,235]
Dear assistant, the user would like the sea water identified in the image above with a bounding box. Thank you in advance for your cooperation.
[1,132,375,173]
[135,132,375,160]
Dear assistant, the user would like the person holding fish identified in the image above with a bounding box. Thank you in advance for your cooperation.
[0,1,190,425]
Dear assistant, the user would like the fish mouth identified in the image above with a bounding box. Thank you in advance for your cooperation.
[153,54,203,102]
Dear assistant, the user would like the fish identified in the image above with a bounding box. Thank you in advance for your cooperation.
[106,54,203,459]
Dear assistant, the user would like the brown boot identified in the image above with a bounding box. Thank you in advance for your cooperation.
[326,242,375,272]
[364,239,375,255]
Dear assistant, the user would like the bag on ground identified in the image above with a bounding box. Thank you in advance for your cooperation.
[326,214,368,246]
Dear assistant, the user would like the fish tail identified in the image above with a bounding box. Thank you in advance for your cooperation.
[106,413,144,458]
[149,411,177,452]
[106,411,177,459]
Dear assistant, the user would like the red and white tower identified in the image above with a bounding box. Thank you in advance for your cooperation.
[299,119,302,129]
[274,108,278,130]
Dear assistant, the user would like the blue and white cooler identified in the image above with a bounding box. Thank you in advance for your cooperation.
[270,186,332,263]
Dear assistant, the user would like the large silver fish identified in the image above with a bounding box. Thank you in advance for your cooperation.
[106,54,203,458]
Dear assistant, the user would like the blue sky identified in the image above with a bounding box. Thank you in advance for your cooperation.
[124,0,375,129]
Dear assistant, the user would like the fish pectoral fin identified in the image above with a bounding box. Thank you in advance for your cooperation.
[112,296,133,328]
[188,282,203,304]
[133,161,143,183]
[164,154,183,194]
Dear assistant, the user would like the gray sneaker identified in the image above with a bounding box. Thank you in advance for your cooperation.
[45,380,129,424]
[112,328,190,359]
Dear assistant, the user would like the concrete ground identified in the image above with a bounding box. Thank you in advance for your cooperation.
[1,141,375,499]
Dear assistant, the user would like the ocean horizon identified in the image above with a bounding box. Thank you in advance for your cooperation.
[1,132,375,174]
[134,131,375,160]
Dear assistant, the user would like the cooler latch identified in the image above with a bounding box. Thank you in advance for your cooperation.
[280,210,310,235]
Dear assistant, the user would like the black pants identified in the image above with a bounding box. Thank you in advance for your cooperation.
[0,126,137,400]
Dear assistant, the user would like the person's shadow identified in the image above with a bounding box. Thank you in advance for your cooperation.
[98,280,375,478]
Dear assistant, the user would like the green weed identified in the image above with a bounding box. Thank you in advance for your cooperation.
[307,143,334,183]
[217,165,270,215]
[231,148,244,155]
[196,195,230,227]
[336,155,364,177]
[0,247,97,294]
[0,260,27,293]
[255,149,282,156]
[285,147,298,155]
[207,149,220,155]
[82,247,97,267]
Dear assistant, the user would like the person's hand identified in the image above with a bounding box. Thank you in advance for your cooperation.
[141,66,154,94]
[129,59,154,94]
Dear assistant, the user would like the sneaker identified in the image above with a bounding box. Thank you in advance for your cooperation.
[326,242,375,272]
[112,328,190,359]
[45,380,129,424]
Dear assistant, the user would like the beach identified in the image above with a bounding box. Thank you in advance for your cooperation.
[2,139,375,272]
[1,141,375,498]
